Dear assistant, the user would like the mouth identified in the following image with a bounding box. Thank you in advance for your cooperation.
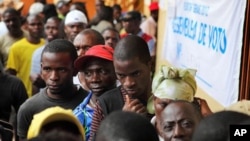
[124,89,137,95]
[47,35,54,39]
[91,87,103,92]
[48,85,60,90]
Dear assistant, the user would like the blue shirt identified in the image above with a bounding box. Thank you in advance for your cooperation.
[73,92,94,141]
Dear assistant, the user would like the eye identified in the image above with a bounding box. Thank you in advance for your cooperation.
[163,124,174,132]
[58,68,67,73]
[84,46,91,51]
[131,71,141,77]
[116,73,125,79]
[43,67,51,72]
[181,120,193,128]
[159,102,168,108]
[75,47,80,51]
[99,69,108,75]
[84,71,91,77]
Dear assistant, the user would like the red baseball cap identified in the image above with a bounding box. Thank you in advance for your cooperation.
[74,45,114,70]
[149,2,159,11]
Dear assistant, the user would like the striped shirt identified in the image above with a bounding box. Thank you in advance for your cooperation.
[89,87,127,141]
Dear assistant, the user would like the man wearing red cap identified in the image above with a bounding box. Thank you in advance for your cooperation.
[140,1,159,41]
[73,45,117,141]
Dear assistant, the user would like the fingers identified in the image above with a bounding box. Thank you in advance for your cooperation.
[123,96,147,114]
[126,94,130,103]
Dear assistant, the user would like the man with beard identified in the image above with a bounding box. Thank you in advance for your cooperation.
[17,39,88,141]
[89,35,153,140]
[73,45,117,140]
[6,14,45,97]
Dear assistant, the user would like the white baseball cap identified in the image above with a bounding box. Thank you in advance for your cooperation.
[64,9,88,25]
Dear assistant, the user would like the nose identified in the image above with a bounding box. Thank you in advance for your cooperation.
[49,70,59,81]
[123,76,135,88]
[90,72,101,83]
[173,124,185,138]
[73,26,82,33]
[78,49,86,56]
[107,39,113,45]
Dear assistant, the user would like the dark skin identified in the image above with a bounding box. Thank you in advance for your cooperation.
[80,58,116,104]
[5,15,44,76]
[2,12,23,38]
[41,52,77,99]
[30,18,61,94]
[102,29,120,49]
[159,102,201,141]
[64,23,85,42]
[153,96,213,136]
[73,33,97,56]
[114,57,152,116]
[122,19,141,34]
[26,15,44,44]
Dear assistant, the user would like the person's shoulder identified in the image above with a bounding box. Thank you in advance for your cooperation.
[98,87,121,100]
[3,74,23,83]
[18,92,43,113]
[32,45,45,57]
[10,37,26,48]
[76,86,89,98]
[140,32,153,41]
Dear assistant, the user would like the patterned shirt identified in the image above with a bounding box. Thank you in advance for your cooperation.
[89,87,126,141]
[73,92,94,141]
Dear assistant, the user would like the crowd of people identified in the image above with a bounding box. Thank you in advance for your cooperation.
[0,0,250,141]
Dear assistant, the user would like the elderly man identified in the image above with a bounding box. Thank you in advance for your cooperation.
[159,100,202,141]
[148,66,212,140]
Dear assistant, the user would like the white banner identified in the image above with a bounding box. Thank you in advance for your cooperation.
[163,0,247,106]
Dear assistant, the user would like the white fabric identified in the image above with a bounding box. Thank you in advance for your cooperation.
[64,10,88,25]
[163,0,247,106]
[140,16,157,41]
[29,2,44,15]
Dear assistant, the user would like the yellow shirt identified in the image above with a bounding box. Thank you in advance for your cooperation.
[6,38,45,97]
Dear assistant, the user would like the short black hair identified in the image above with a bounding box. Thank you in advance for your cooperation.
[113,4,121,11]
[192,111,250,141]
[101,27,119,35]
[96,111,159,141]
[114,35,151,65]
[78,29,105,44]
[42,39,78,63]
[3,8,21,16]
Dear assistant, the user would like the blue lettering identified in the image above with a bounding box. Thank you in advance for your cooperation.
[208,25,227,54]
[172,17,197,40]
[197,23,207,46]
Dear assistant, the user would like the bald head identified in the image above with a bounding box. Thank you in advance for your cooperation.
[73,29,105,56]
[159,100,202,141]
[114,35,151,65]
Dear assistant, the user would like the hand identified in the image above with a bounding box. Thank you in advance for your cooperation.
[123,95,147,116]
[194,97,213,117]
